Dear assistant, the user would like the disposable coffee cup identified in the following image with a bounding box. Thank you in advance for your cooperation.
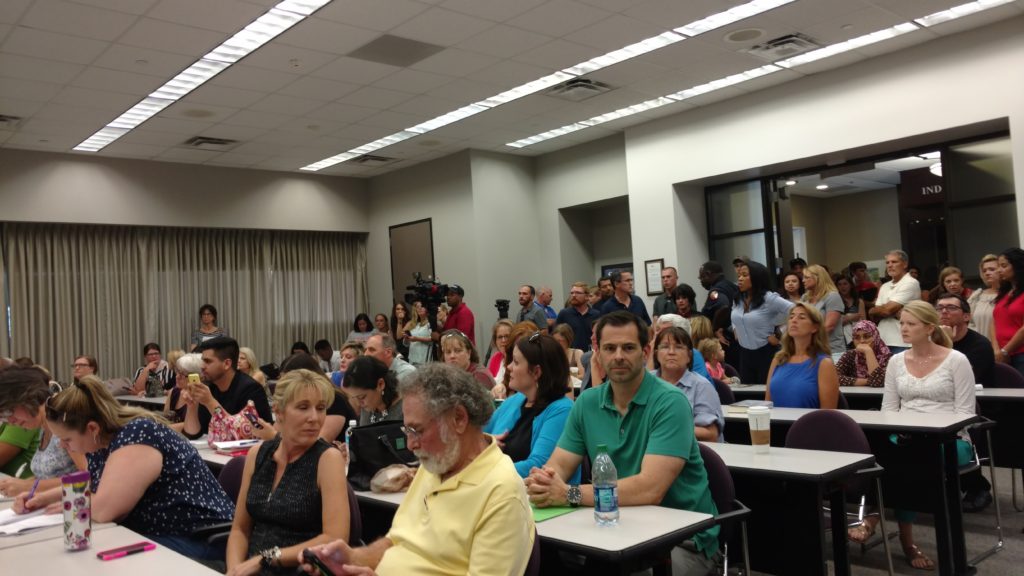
[748,405,771,454]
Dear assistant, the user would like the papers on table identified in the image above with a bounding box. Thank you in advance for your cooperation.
[0,508,62,535]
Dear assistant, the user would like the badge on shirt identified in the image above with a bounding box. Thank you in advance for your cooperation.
[709,291,719,301]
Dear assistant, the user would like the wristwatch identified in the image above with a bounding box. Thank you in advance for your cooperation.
[259,546,282,568]
[1000,348,1009,358]
[567,485,582,508]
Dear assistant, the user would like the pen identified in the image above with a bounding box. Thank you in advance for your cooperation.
[26,477,41,501]
[14,463,27,479]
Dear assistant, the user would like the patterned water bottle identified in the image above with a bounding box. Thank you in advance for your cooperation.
[62,470,91,551]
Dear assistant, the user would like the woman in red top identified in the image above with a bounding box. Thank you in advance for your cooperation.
[993,248,1024,376]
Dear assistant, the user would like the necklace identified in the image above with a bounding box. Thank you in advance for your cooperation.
[908,349,936,364]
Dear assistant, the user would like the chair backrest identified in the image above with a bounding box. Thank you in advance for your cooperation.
[523,528,540,576]
[712,378,735,405]
[723,362,739,379]
[218,455,247,503]
[993,362,1024,388]
[346,482,363,545]
[698,443,737,544]
[785,409,870,454]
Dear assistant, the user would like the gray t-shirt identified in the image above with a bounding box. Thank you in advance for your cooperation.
[806,291,846,355]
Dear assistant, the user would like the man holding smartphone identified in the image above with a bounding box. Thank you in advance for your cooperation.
[182,337,274,440]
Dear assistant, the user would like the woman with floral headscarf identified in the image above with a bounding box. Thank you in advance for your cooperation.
[834,320,892,387]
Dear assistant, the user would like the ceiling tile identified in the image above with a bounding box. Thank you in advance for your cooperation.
[275,17,381,56]
[373,68,455,94]
[276,76,361,101]
[0,24,11,44]
[410,48,499,77]
[118,17,225,57]
[0,129,14,145]
[390,7,496,46]
[156,147,223,162]
[231,139,293,155]
[337,86,415,110]
[66,0,160,16]
[506,0,614,37]
[854,27,935,58]
[870,0,966,21]
[390,94,462,117]
[199,123,268,141]
[796,7,904,45]
[426,77,503,102]
[101,141,168,157]
[248,93,326,116]
[0,0,31,24]
[439,0,547,22]
[159,101,240,123]
[205,151,270,166]
[32,102,120,124]
[2,25,108,65]
[279,118,351,136]
[17,117,98,137]
[0,53,84,84]
[51,85,140,110]
[237,42,337,75]
[9,130,89,148]
[0,76,62,101]
[92,43,194,78]
[71,66,165,95]
[311,56,400,84]
[305,101,378,124]
[0,96,44,117]
[186,83,267,108]
[465,59,553,88]
[210,64,300,92]
[563,13,669,52]
[315,0,429,32]
[512,39,599,70]
[20,0,138,42]
[117,128,191,146]
[585,57,671,88]
[139,115,215,135]
[354,109,422,130]
[145,0,265,34]
[622,0,731,28]
[221,108,296,129]
[457,24,552,59]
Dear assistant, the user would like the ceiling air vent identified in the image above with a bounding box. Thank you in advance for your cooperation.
[746,33,821,61]
[181,136,240,151]
[353,154,398,166]
[0,114,23,129]
[546,78,613,102]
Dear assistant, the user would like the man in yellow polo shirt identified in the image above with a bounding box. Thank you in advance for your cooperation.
[299,363,534,576]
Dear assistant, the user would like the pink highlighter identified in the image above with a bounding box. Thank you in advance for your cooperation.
[96,541,156,561]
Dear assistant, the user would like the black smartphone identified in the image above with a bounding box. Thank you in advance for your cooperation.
[302,549,335,576]
[244,411,263,429]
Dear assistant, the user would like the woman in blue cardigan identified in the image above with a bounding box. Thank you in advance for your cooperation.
[485,331,580,483]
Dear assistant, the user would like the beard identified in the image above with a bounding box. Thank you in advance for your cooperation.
[415,422,462,476]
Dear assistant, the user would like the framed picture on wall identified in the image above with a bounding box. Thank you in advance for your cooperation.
[645,259,664,296]
[600,262,633,282]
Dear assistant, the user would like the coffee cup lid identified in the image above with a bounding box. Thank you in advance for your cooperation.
[748,405,770,414]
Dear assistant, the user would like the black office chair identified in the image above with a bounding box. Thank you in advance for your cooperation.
[523,528,540,576]
[699,443,751,575]
[786,410,894,576]
[712,378,735,406]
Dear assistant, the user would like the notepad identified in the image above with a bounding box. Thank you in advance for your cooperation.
[725,400,774,414]
[0,512,62,536]
[531,505,576,523]
[0,507,46,526]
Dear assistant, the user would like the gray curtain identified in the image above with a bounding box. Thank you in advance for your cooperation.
[1,222,368,383]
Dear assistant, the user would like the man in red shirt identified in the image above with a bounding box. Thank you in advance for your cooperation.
[440,284,475,345]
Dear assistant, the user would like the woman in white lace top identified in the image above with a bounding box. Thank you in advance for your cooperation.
[851,300,976,570]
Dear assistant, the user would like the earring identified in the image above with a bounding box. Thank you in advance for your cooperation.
[93,433,98,445]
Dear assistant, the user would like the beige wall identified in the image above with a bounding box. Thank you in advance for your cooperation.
[790,189,901,272]
[790,195,825,267]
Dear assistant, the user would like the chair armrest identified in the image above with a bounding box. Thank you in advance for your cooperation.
[191,522,232,539]
[853,464,885,479]
[712,499,752,525]
[964,416,996,432]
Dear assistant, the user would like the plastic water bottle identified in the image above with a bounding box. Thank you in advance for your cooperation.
[592,443,619,526]
[344,419,357,476]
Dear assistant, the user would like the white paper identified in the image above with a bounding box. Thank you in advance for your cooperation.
[0,512,62,535]
[0,507,46,526]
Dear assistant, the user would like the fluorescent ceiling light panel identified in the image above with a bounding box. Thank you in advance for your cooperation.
[775,23,918,68]
[506,96,677,148]
[915,0,1015,27]
[675,0,795,37]
[666,64,781,100]
[563,31,684,76]
[73,0,331,153]
[476,72,574,108]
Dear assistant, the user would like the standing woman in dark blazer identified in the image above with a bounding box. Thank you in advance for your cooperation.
[731,260,795,384]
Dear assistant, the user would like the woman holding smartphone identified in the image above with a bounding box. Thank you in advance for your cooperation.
[226,369,349,575]
[14,375,234,561]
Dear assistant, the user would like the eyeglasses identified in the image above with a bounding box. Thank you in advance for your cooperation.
[657,344,689,353]
[401,424,425,440]
[935,305,965,313]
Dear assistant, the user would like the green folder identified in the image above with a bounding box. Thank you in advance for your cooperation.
[531,504,576,522]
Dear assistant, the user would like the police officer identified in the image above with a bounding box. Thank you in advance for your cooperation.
[698,261,738,320]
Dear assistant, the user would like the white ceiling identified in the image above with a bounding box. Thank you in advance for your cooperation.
[1,0,1021,178]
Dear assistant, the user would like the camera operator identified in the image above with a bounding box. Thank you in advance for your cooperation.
[435,284,475,345]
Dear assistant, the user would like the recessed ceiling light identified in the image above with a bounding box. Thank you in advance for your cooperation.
[816,184,829,190]
[725,28,765,43]
[785,180,797,186]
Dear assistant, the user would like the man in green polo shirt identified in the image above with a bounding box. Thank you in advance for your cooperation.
[526,311,720,575]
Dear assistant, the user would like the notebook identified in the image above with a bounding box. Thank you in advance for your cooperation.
[0,510,62,536]
[725,399,774,414]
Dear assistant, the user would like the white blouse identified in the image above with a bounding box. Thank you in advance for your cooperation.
[881,350,976,441]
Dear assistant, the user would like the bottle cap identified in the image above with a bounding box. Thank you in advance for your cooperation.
[62,470,90,484]
[597,443,608,452]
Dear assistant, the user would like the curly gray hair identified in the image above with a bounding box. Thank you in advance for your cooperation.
[399,363,494,426]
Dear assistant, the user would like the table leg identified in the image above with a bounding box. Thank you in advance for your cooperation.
[784,480,829,575]
[829,488,851,576]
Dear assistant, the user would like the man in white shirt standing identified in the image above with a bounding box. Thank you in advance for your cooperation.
[868,250,920,353]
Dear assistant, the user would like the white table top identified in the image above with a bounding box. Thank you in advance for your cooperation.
[536,505,713,554]
[702,441,874,481]
[724,407,977,434]
[976,387,1024,399]
[115,395,167,407]
[731,384,883,396]
[6,525,221,574]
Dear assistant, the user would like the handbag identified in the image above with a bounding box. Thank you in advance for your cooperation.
[347,420,418,491]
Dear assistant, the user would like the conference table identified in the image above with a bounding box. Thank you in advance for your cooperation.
[724,407,978,576]
[4,525,220,574]
[355,490,715,575]
[730,383,884,410]
[701,442,876,576]
[114,395,167,410]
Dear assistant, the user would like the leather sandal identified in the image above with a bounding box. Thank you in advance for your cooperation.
[903,544,935,571]
[847,521,876,544]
